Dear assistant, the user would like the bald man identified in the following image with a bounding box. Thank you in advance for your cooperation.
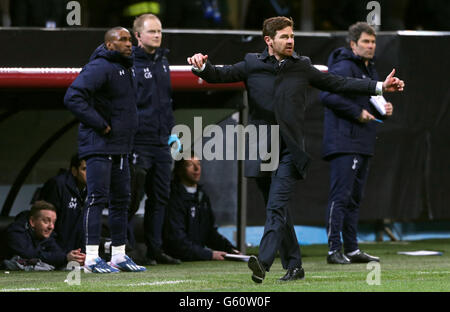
[64,27,145,273]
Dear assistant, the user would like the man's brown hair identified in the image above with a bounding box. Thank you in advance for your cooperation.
[347,22,376,44]
[262,16,294,39]
[30,200,56,218]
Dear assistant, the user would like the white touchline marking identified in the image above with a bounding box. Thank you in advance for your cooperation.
[126,280,191,287]
[309,276,334,279]
[1,287,55,292]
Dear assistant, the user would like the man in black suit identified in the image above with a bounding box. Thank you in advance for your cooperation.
[188,16,404,283]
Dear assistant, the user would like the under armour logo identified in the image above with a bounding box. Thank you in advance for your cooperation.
[352,158,358,170]
[119,70,125,76]
[190,206,196,218]
[68,197,78,209]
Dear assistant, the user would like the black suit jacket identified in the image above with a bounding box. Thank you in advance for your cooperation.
[193,48,379,178]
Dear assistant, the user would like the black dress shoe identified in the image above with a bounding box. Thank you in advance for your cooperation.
[154,252,181,265]
[279,266,305,281]
[346,251,380,263]
[327,250,351,264]
[248,256,265,284]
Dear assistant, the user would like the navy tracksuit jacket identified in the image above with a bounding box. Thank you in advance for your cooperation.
[133,46,174,149]
[64,44,138,159]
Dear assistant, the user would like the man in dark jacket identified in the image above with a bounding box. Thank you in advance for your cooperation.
[64,27,145,273]
[127,14,179,265]
[38,154,86,253]
[320,22,392,264]
[5,201,85,269]
[163,154,239,261]
[188,16,404,283]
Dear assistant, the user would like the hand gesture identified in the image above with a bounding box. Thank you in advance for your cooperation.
[187,53,208,69]
[382,69,405,92]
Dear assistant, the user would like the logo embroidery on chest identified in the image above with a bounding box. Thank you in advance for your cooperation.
[190,206,196,218]
[68,197,78,209]
[144,67,152,79]
[163,65,168,73]
[119,70,125,76]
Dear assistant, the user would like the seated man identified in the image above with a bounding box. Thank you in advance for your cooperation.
[38,153,86,253]
[163,153,239,261]
[5,200,85,269]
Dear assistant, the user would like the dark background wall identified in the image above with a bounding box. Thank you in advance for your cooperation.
[0,29,449,226]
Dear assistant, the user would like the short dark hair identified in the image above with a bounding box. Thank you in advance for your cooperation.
[104,26,128,43]
[70,153,82,169]
[30,200,56,218]
[262,16,294,39]
[347,22,376,44]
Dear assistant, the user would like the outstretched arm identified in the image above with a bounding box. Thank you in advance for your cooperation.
[187,52,247,83]
[310,60,405,96]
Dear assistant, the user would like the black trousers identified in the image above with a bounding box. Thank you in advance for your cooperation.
[255,148,302,271]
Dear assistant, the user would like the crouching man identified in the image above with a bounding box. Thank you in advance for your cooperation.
[5,200,85,270]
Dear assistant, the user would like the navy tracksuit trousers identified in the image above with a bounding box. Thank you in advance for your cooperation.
[326,154,370,253]
[255,146,302,271]
[128,147,172,256]
[84,155,130,247]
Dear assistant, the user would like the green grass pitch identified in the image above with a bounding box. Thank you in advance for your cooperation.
[1,239,450,292]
